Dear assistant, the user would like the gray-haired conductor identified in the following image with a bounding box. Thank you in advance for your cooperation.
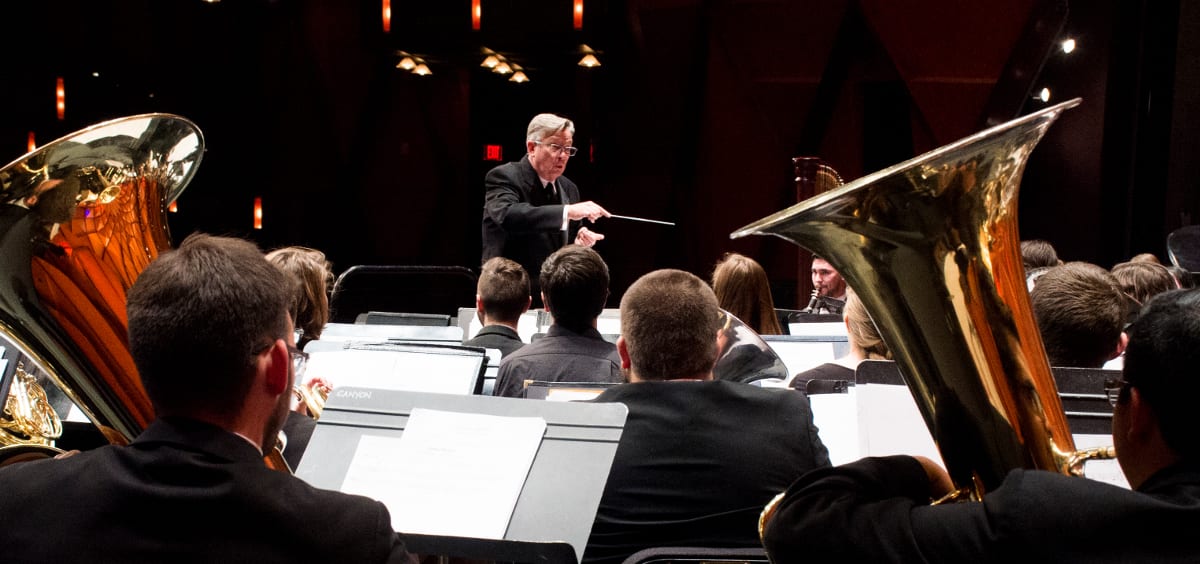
[481,113,610,298]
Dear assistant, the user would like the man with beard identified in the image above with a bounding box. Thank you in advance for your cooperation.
[0,233,413,563]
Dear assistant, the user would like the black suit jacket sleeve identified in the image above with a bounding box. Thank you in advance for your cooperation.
[762,454,1200,564]
[763,455,941,564]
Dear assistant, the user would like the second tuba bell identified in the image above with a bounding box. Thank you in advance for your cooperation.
[735,98,1096,500]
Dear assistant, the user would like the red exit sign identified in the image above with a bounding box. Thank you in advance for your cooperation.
[483,144,503,161]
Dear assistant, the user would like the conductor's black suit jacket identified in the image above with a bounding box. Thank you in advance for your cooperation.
[482,155,580,287]
[0,417,411,564]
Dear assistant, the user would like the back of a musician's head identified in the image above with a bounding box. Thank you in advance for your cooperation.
[711,252,782,335]
[1020,239,1062,270]
[621,269,720,381]
[1122,288,1200,459]
[128,233,291,418]
[266,246,332,345]
[478,256,530,323]
[1030,262,1124,368]
[843,290,890,360]
[1112,260,1177,309]
[541,245,609,332]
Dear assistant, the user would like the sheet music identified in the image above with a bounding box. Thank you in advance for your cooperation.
[306,350,478,395]
[468,312,542,344]
[544,388,607,402]
[787,322,848,338]
[856,384,944,467]
[340,408,547,539]
[808,390,860,465]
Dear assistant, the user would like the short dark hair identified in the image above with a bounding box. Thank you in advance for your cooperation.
[1122,288,1200,458]
[1029,262,1124,368]
[540,245,609,332]
[478,257,530,322]
[127,233,291,418]
[1021,239,1062,270]
[621,269,721,381]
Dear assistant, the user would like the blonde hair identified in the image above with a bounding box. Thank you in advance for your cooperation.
[265,246,333,346]
[844,289,890,360]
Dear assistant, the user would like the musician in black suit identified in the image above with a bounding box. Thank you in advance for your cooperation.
[464,256,530,359]
[481,113,610,297]
[0,234,412,563]
[762,288,1200,563]
[583,269,830,564]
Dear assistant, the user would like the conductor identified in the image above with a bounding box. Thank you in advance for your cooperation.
[482,113,610,297]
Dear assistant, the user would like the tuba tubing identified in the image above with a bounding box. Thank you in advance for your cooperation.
[734,98,1086,499]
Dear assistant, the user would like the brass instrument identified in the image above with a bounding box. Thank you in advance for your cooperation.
[0,116,252,464]
[293,379,331,419]
[1,362,63,448]
[735,98,1112,509]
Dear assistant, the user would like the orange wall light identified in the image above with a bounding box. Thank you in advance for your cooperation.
[56,77,65,120]
[253,197,263,229]
[27,132,36,152]
[472,0,481,30]
[574,0,583,29]
[382,0,391,32]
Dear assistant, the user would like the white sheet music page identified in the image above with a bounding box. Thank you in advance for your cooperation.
[340,408,547,539]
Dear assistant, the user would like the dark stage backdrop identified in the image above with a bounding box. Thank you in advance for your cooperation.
[1,0,1195,312]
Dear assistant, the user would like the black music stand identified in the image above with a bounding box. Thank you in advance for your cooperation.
[295,388,628,564]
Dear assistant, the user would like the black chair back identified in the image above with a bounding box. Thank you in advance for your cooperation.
[329,265,477,324]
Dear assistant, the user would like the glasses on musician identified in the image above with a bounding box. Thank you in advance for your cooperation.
[288,345,309,379]
[535,141,578,157]
[1104,377,1130,407]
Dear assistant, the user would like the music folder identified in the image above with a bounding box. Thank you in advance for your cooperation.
[295,387,629,564]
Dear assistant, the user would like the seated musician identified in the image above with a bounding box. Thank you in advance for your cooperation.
[789,288,890,390]
[0,234,413,563]
[711,252,784,335]
[1029,261,1127,368]
[266,245,336,468]
[762,288,1200,563]
[583,269,830,564]
[806,256,846,314]
[493,245,621,397]
[464,256,531,359]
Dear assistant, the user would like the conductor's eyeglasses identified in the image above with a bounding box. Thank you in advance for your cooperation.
[535,141,578,157]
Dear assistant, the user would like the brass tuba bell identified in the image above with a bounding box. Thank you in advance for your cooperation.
[0,114,202,462]
[735,98,1104,501]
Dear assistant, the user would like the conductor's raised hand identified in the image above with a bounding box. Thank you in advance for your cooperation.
[566,201,611,223]
[575,226,605,247]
